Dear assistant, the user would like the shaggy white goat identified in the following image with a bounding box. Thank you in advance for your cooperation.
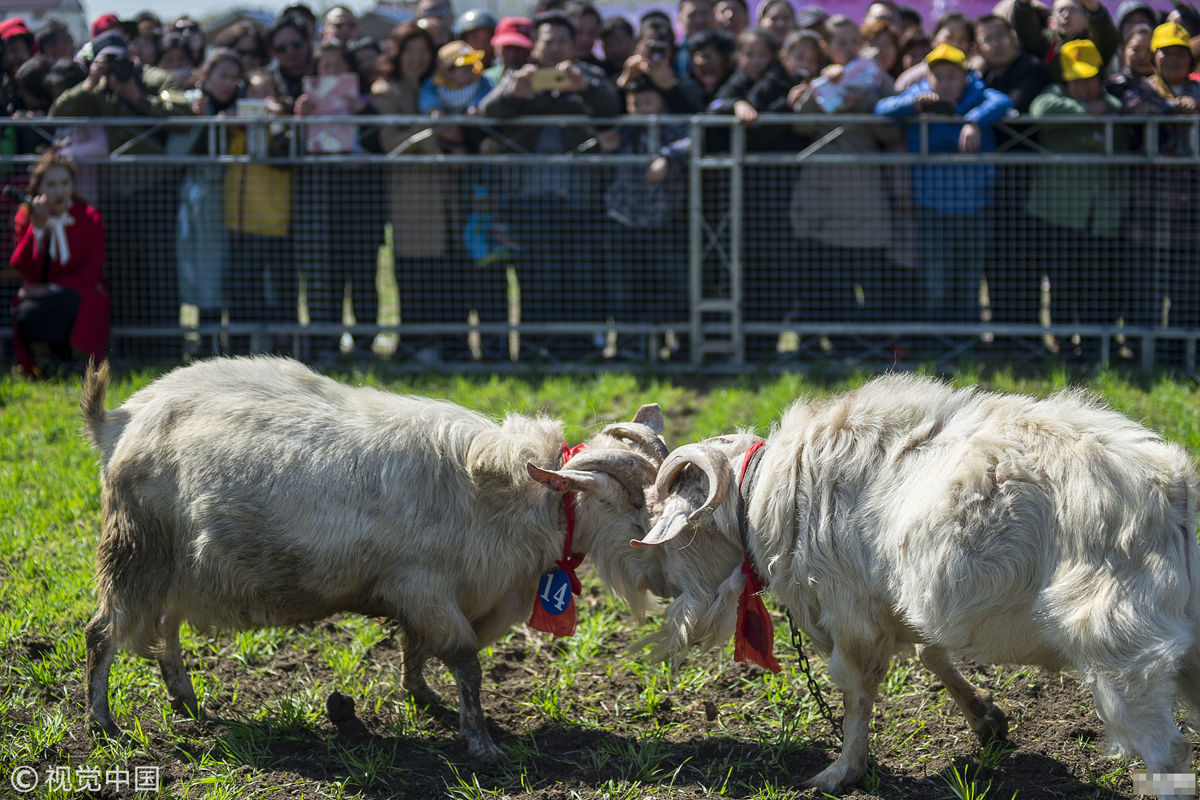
[634,374,1200,793]
[81,357,672,769]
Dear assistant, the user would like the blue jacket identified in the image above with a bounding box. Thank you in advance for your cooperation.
[874,74,1014,215]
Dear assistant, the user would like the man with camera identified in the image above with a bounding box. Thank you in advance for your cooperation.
[49,29,193,149]
[49,28,194,358]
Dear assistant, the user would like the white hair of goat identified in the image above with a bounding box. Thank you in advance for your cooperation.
[80,356,671,769]
[635,373,1200,795]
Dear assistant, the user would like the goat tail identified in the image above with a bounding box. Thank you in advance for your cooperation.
[81,359,130,465]
[81,359,111,451]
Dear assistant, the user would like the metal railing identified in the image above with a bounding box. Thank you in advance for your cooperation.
[1,112,1196,373]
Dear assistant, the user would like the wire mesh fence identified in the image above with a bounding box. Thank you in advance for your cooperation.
[2,112,1197,373]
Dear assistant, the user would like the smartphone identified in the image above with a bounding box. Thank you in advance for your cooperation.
[530,68,568,91]
[924,99,956,115]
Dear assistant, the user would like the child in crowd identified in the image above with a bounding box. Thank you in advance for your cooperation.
[419,40,493,152]
[687,27,736,104]
[599,77,691,340]
[898,27,932,73]
[780,28,823,107]
[790,14,896,329]
[420,40,493,115]
[875,43,1013,324]
[708,27,796,149]
[295,39,383,353]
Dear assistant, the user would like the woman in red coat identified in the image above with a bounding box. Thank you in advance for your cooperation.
[6,150,110,377]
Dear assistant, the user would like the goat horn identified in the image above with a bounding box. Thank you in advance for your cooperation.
[655,443,732,523]
[564,448,658,502]
[600,422,669,466]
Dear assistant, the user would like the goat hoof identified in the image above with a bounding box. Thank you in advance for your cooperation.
[89,717,136,747]
[467,741,510,773]
[806,760,863,794]
[408,685,444,708]
[973,704,1009,744]
[170,695,203,720]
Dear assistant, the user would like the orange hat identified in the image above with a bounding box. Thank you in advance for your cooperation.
[1151,21,1191,51]
[1060,39,1102,81]
[925,42,966,69]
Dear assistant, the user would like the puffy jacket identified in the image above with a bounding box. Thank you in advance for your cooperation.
[874,74,1014,215]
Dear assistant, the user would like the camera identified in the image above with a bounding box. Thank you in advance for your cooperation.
[109,57,135,82]
[2,185,32,205]
[647,40,667,60]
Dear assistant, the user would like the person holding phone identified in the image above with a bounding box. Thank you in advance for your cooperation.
[5,150,109,378]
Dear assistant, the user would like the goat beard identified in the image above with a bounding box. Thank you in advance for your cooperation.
[630,564,745,666]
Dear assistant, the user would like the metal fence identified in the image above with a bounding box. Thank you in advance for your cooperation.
[2,112,1197,373]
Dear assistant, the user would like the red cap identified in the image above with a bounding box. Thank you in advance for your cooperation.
[492,16,532,49]
[0,17,33,41]
[90,13,122,39]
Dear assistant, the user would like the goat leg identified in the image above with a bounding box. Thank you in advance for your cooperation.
[806,635,892,793]
[445,647,509,771]
[157,613,201,720]
[919,644,1008,744]
[85,612,124,739]
[401,637,443,707]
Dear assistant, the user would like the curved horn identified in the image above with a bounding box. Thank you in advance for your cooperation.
[600,422,669,466]
[563,448,658,501]
[655,443,733,523]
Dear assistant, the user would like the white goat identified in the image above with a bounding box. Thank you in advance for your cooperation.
[81,357,672,769]
[634,374,1200,793]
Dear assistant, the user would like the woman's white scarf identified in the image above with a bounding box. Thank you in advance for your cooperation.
[37,210,75,265]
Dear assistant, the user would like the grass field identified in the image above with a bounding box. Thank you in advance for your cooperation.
[3,362,1200,799]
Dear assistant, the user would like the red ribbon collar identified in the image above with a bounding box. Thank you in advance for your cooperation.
[734,440,781,673]
[528,442,587,637]
[557,442,587,594]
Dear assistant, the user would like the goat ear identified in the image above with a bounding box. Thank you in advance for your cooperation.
[632,511,690,547]
[527,463,579,494]
[632,403,665,434]
[527,463,620,502]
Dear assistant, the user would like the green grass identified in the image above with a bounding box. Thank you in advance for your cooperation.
[2,364,1198,798]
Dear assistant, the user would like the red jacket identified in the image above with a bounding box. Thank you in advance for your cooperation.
[10,201,110,376]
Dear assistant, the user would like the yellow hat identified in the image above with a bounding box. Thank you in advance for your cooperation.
[924,42,966,68]
[1060,39,1102,81]
[1151,21,1191,51]
[437,40,484,74]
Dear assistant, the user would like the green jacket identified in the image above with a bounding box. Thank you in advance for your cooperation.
[48,65,193,155]
[1026,84,1128,236]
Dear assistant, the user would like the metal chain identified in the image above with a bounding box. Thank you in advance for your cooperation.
[787,611,842,743]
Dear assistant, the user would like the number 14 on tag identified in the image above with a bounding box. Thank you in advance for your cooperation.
[537,568,572,616]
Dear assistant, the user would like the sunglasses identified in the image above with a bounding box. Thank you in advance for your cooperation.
[273,39,308,53]
[175,22,200,33]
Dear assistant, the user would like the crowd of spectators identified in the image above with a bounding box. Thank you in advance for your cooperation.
[1,0,1199,369]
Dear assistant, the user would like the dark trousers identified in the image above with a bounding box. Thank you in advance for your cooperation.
[915,206,992,324]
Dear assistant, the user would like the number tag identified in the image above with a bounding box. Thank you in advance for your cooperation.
[537,568,572,616]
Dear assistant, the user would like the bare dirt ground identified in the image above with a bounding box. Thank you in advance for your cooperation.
[18,579,1189,800]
